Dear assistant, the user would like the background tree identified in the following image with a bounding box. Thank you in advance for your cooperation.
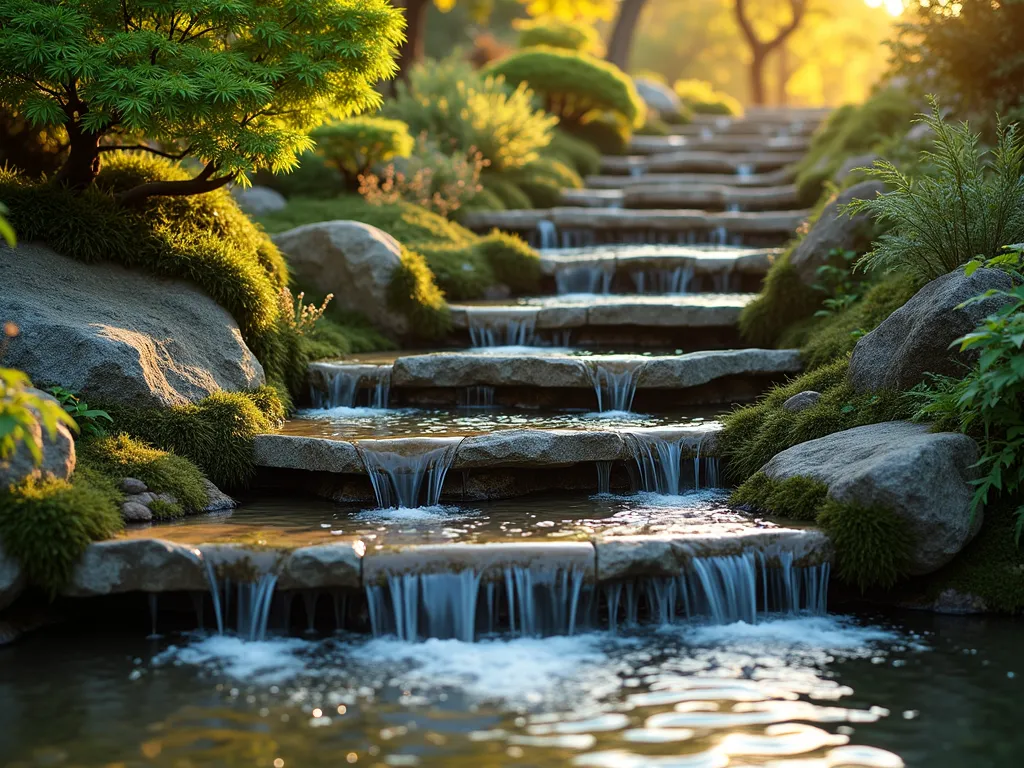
[733,0,808,106]
[0,0,404,203]
[606,0,649,70]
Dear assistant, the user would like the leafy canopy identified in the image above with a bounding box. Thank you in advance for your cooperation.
[0,0,404,196]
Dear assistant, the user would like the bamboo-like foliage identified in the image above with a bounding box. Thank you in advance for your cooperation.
[845,101,1024,284]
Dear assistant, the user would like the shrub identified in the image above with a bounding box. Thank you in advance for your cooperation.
[388,247,452,340]
[78,434,209,514]
[544,129,602,177]
[313,118,415,189]
[846,103,1024,284]
[485,49,645,130]
[385,57,555,174]
[474,231,543,294]
[515,16,603,54]
[503,157,583,208]
[481,178,533,210]
[0,471,122,595]
[456,185,507,216]
[0,0,404,202]
[818,499,914,591]
[673,79,742,117]
[408,242,497,300]
[563,114,631,155]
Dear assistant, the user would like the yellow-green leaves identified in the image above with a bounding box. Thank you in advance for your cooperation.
[0,366,78,467]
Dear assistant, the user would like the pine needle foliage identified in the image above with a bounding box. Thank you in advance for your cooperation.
[845,102,1024,284]
[0,0,404,199]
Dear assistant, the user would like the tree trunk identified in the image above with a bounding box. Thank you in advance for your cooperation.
[776,44,789,106]
[750,49,767,107]
[606,0,648,71]
[396,0,430,83]
[55,123,101,191]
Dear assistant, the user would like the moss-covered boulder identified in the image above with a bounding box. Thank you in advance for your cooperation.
[761,421,982,576]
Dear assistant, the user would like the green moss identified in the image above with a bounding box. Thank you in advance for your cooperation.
[147,497,184,520]
[388,247,452,340]
[729,472,774,510]
[501,157,583,209]
[738,256,821,348]
[78,433,209,513]
[545,129,602,177]
[732,473,830,521]
[108,390,282,489]
[456,186,506,215]
[0,471,123,595]
[673,79,742,117]
[481,178,533,210]
[475,231,542,294]
[818,498,914,591]
[409,241,497,300]
[563,114,631,155]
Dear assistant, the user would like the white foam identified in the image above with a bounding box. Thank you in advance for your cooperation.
[153,635,312,683]
[352,504,473,522]
[299,406,409,420]
[677,616,904,653]
[628,489,729,508]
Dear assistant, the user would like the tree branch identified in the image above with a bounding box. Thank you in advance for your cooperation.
[98,143,192,161]
[734,0,808,54]
[116,161,236,206]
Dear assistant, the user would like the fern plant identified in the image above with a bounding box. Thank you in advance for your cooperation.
[845,100,1024,284]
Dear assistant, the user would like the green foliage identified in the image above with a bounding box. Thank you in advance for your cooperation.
[313,117,415,188]
[719,358,914,483]
[846,103,1024,284]
[388,247,453,340]
[485,48,645,129]
[0,471,122,595]
[46,386,112,438]
[0,201,14,245]
[474,231,543,294]
[738,254,821,348]
[482,177,533,210]
[562,114,631,155]
[78,433,209,514]
[544,129,602,177]
[252,150,346,200]
[502,156,583,208]
[409,242,496,300]
[108,389,282,489]
[818,498,914,591]
[0,367,76,467]
[730,472,829,522]
[0,0,404,195]
[794,88,917,204]
[673,79,741,117]
[455,185,506,216]
[385,57,555,174]
[516,16,603,54]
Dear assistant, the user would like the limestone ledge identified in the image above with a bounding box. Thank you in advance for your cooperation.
[537,246,779,276]
[460,208,808,233]
[586,167,796,190]
[627,135,811,155]
[601,151,806,176]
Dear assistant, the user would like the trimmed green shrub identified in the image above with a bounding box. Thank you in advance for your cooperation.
[563,114,631,155]
[501,157,582,209]
[818,499,914,591]
[545,129,602,177]
[485,49,645,130]
[516,17,603,54]
[0,471,122,595]
[313,117,415,188]
[482,178,534,210]
[388,247,453,340]
[475,231,543,294]
[78,434,209,515]
[386,57,556,174]
[408,242,497,300]
[455,186,507,216]
[673,79,742,117]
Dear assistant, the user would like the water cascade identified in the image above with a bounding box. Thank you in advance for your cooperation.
[468,314,537,347]
[459,385,495,407]
[536,219,558,250]
[312,367,390,409]
[555,265,613,295]
[595,460,613,494]
[736,162,754,179]
[627,433,721,495]
[587,362,644,412]
[357,439,461,508]
[693,435,720,491]
[203,558,278,641]
[630,265,695,294]
[366,566,589,641]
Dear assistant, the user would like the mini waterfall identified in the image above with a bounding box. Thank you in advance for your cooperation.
[736,162,754,179]
[630,265,695,294]
[711,225,728,246]
[711,271,738,293]
[370,371,390,409]
[536,219,558,250]
[468,314,537,347]
[595,460,613,494]
[556,266,613,295]
[357,440,460,508]
[627,433,721,495]
[604,551,829,630]
[203,559,278,641]
[726,202,741,213]
[628,165,645,178]
[459,385,495,407]
[312,368,390,409]
[587,362,643,412]
[693,435,720,491]
[366,566,589,641]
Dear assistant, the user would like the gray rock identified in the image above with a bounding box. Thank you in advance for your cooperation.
[124,492,156,506]
[761,421,982,575]
[202,479,236,512]
[0,544,26,611]
[832,153,878,186]
[231,185,287,214]
[782,390,821,413]
[456,429,626,469]
[280,544,363,590]
[121,501,153,523]
[849,267,1014,393]
[121,477,148,494]
[0,388,75,488]
[0,244,265,408]
[274,221,410,336]
[789,181,886,283]
[634,78,683,116]
[926,588,988,615]
[65,539,207,596]
[152,492,178,505]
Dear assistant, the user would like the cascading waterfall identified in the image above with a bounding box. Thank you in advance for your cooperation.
[630,265,695,294]
[459,385,495,407]
[312,368,390,409]
[468,314,537,347]
[203,559,278,641]
[595,460,613,494]
[536,220,558,250]
[366,566,589,641]
[627,433,720,495]
[736,162,754,179]
[604,551,830,631]
[357,440,461,508]
[587,362,644,412]
[711,225,729,246]
[693,435,720,491]
[555,266,613,295]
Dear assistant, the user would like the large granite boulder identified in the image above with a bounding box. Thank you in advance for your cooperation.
[274,221,408,336]
[634,78,682,116]
[231,185,287,215]
[762,421,981,575]
[849,267,1014,393]
[789,180,886,283]
[0,387,75,489]
[1,245,265,408]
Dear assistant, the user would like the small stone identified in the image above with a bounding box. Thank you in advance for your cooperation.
[121,477,148,494]
[121,501,153,523]
[783,391,821,413]
[202,479,236,512]
[124,492,156,506]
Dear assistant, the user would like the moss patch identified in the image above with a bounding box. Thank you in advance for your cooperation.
[731,472,828,522]
[388,247,452,339]
[738,255,822,348]
[818,498,914,591]
[545,129,602,177]
[475,231,542,294]
[0,471,123,595]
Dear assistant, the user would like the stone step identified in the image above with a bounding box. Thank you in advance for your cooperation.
[601,150,806,176]
[628,134,811,155]
[538,243,776,283]
[585,167,795,190]
[619,183,801,211]
[63,524,831,595]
